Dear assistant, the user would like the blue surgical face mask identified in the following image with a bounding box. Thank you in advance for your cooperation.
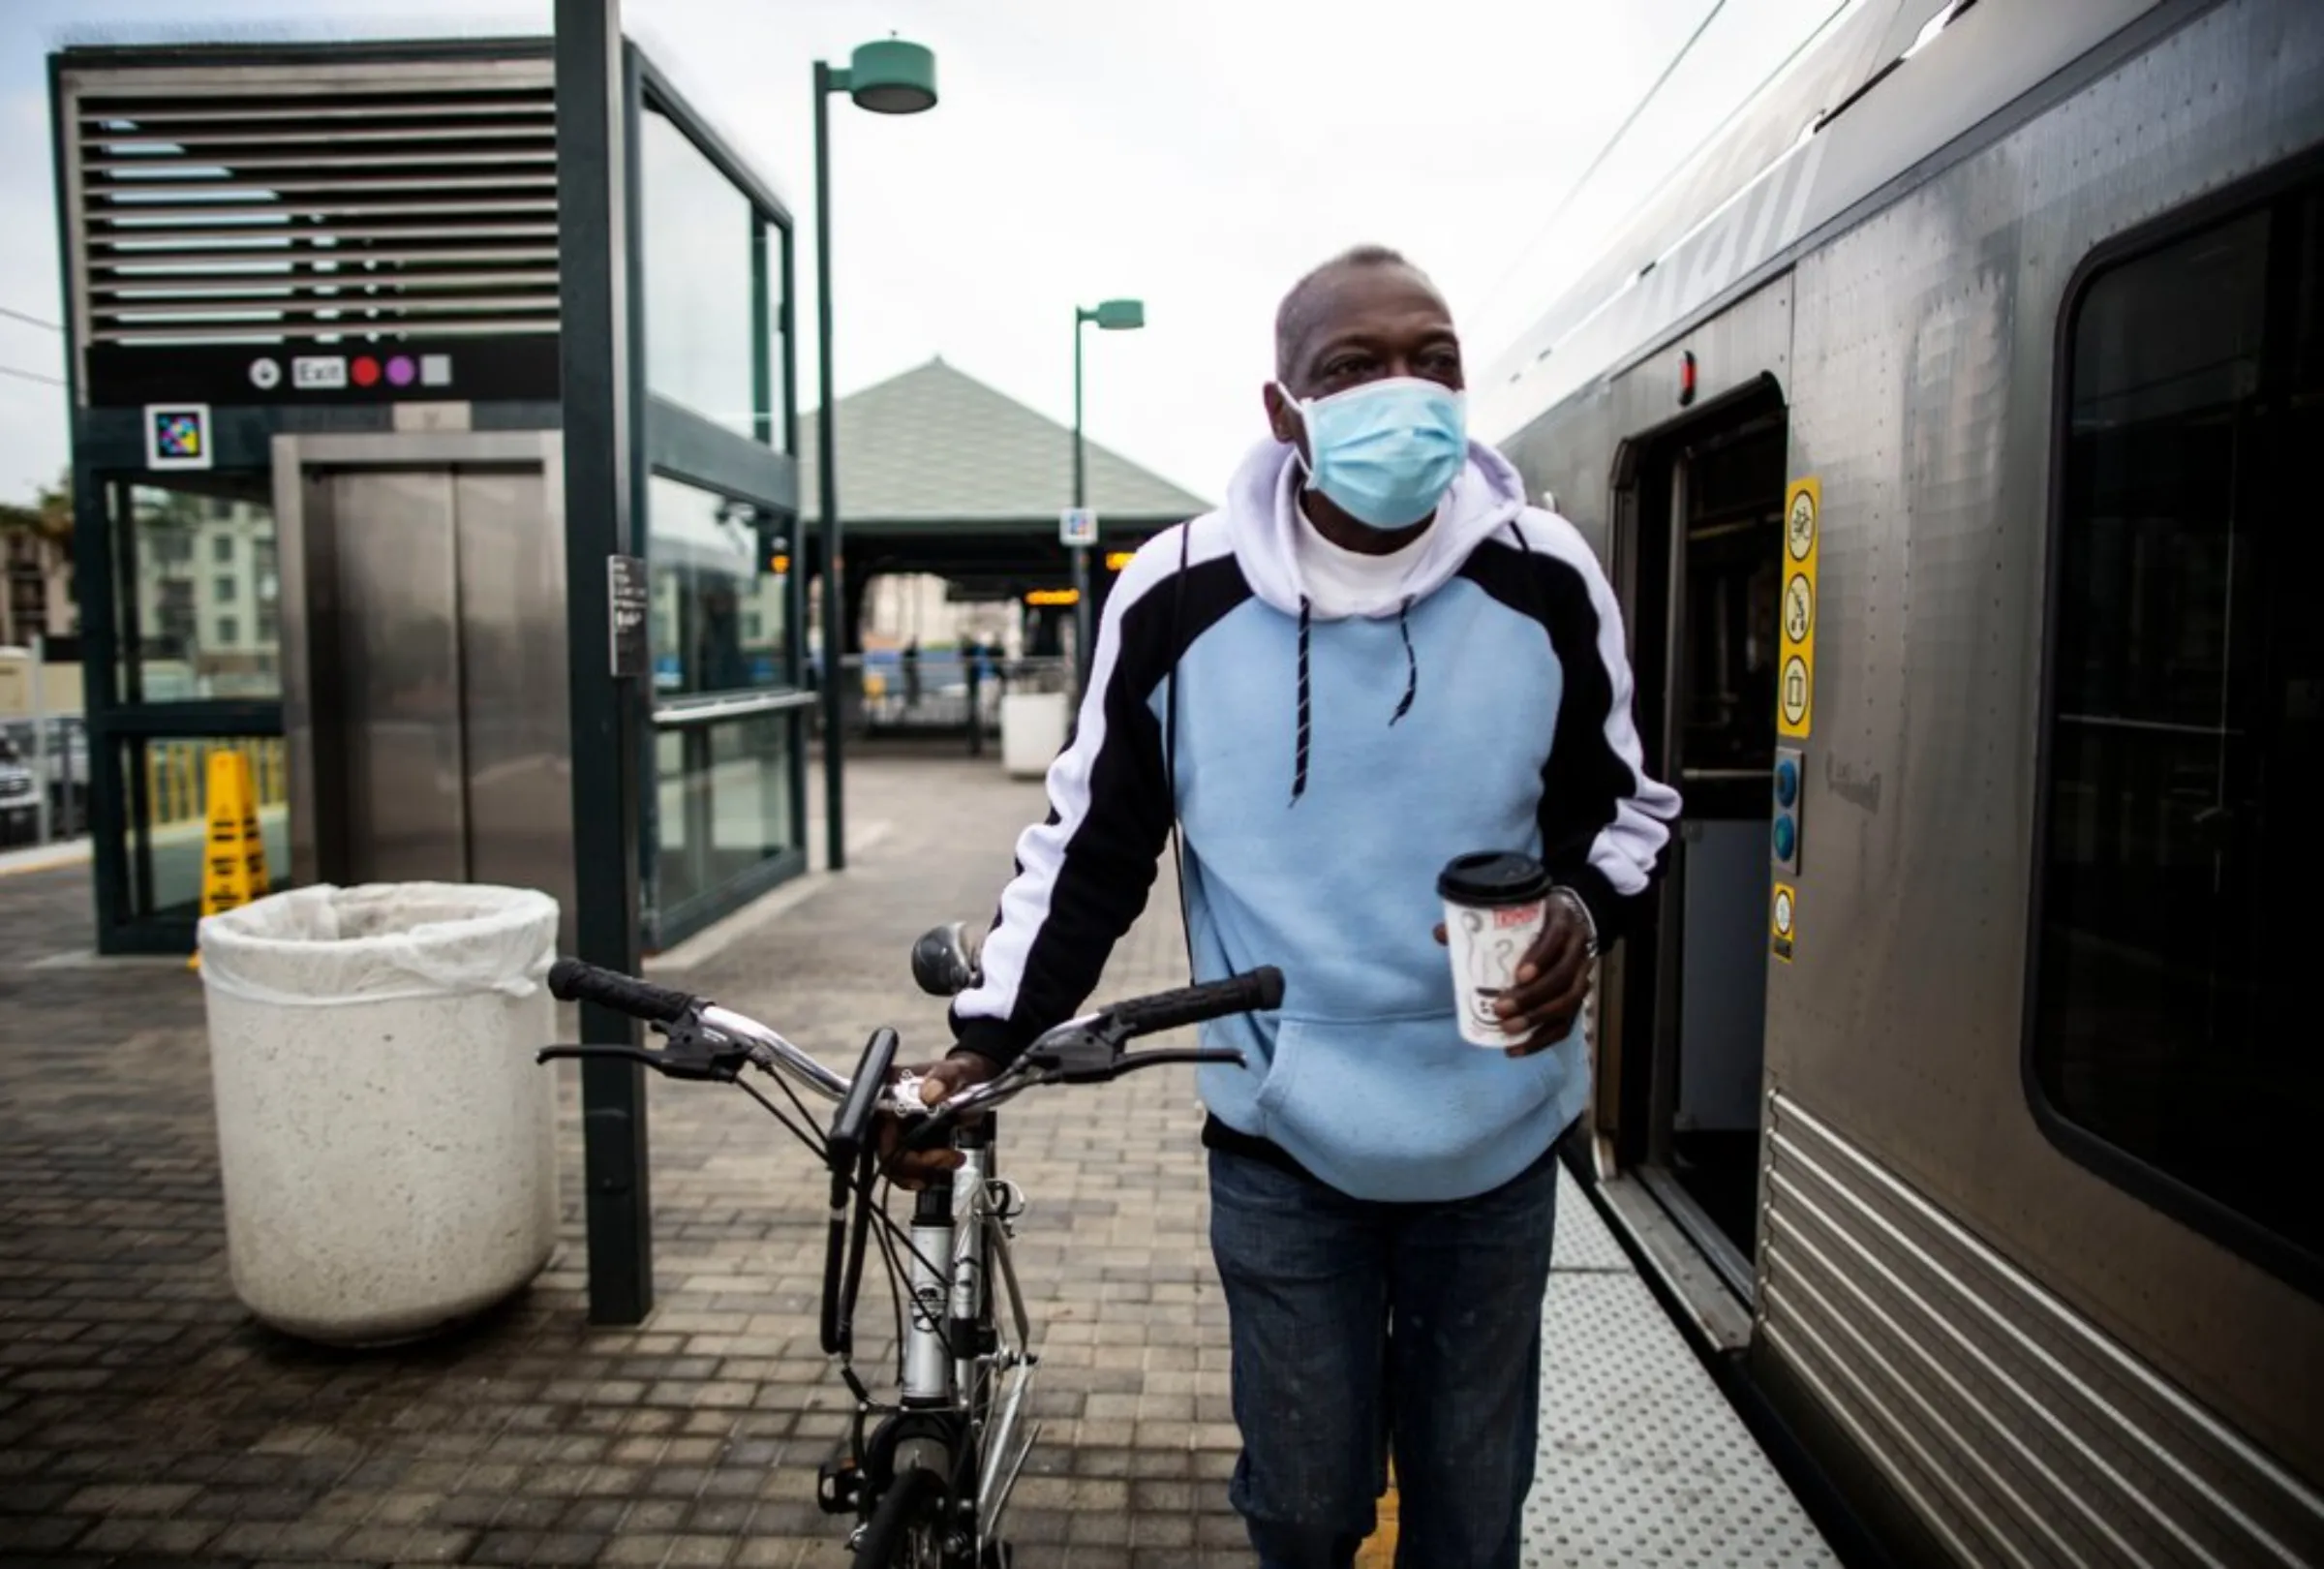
[1279,376,1468,531]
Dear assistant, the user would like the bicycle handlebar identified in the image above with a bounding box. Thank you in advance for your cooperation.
[547,958,693,1023]
[1109,969,1284,1038]
[533,956,1280,1148]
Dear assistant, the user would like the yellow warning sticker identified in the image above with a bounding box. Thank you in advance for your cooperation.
[1771,881,1797,964]
[1777,477,1819,739]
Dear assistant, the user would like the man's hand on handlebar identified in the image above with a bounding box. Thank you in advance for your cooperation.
[879,1052,1001,1190]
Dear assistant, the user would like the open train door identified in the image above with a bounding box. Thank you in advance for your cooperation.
[1590,375,1789,1349]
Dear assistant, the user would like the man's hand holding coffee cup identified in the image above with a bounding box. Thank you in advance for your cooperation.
[1431,896,1593,1060]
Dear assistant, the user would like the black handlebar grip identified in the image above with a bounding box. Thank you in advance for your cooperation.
[545,958,696,1025]
[1110,967,1285,1038]
[828,1028,901,1170]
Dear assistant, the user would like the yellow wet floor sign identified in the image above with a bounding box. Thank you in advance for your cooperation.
[188,749,271,970]
[1357,1463,1399,1567]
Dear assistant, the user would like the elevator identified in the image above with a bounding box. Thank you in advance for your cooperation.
[274,432,577,942]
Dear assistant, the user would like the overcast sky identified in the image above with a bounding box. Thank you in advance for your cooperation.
[0,0,1854,508]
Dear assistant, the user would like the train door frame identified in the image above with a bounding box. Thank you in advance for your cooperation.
[1593,373,1789,1341]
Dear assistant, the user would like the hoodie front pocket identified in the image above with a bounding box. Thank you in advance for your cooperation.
[1255,1012,1573,1202]
[1252,1017,1316,1122]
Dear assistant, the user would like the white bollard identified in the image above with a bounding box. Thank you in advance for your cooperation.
[1000,691,1068,781]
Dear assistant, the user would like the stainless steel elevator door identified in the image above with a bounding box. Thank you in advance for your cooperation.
[299,462,572,925]
[325,467,468,885]
[449,466,573,927]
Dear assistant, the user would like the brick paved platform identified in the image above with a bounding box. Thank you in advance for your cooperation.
[0,749,1833,1569]
[0,754,1239,1569]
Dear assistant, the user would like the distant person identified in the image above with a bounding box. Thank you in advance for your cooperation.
[901,638,923,711]
[892,244,1681,1567]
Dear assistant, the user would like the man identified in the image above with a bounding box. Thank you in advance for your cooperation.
[906,246,1680,1568]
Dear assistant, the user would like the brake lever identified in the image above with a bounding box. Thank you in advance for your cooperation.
[1021,1028,1124,1085]
[535,1037,743,1083]
[537,1044,682,1074]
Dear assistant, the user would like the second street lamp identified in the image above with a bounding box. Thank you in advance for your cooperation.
[1072,297,1145,694]
[812,37,936,873]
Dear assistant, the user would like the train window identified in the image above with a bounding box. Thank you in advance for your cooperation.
[2033,174,2324,1288]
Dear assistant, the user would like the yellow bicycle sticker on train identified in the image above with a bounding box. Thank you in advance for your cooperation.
[1778,477,1819,739]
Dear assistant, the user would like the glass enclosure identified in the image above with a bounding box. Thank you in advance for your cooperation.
[116,478,281,702]
[655,710,795,915]
[637,72,806,943]
[647,475,792,694]
[114,734,290,924]
[640,106,759,441]
[82,473,289,947]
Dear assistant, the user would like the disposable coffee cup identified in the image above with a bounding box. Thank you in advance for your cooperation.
[1437,851,1553,1048]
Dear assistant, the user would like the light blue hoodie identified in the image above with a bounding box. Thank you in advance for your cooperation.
[953,437,1680,1202]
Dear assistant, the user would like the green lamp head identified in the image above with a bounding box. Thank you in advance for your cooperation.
[845,39,937,114]
[1083,298,1146,331]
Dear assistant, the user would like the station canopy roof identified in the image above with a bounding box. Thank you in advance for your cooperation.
[797,357,1209,532]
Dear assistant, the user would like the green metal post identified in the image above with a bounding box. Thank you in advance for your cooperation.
[555,0,652,1325]
[1072,313,1090,695]
[810,41,934,846]
[813,59,847,873]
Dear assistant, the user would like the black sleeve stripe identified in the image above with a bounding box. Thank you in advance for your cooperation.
[949,528,1252,1061]
[1458,526,1681,942]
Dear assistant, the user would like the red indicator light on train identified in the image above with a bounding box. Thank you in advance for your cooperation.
[352,355,382,388]
[1678,351,1698,407]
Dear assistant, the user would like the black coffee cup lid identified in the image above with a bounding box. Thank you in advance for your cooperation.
[1437,851,1551,907]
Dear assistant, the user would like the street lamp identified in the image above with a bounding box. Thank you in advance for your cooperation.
[1072,297,1145,693]
[813,37,937,875]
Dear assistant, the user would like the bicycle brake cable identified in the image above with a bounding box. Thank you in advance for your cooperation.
[729,1074,830,1164]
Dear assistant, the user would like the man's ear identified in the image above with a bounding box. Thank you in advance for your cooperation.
[1264,383,1304,452]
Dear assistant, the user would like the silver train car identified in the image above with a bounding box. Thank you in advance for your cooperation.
[1472,1,2324,1562]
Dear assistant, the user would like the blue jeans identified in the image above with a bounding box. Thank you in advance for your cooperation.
[1207,1144,1558,1569]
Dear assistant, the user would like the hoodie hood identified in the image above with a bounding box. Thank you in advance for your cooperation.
[1223,435,1530,618]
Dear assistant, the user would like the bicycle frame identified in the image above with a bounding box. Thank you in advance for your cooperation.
[841,1123,1041,1561]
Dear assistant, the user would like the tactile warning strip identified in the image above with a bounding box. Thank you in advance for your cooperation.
[1526,1172,1836,1567]
[1551,1165,1633,1273]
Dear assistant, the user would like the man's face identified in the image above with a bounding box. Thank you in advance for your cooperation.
[1267,265,1465,455]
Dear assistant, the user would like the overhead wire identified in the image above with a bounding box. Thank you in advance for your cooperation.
[0,364,65,388]
[1473,0,1860,336]
[1471,0,1733,323]
[0,306,63,333]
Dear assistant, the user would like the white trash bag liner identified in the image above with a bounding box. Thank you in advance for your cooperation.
[199,882,562,1346]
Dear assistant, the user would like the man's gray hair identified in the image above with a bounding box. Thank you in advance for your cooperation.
[1272,244,1436,381]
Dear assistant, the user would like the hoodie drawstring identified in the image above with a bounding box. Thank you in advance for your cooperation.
[1391,596,1418,725]
[1292,592,1421,803]
[1292,597,1314,804]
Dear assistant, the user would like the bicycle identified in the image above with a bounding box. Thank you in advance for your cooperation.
[535,926,1284,1569]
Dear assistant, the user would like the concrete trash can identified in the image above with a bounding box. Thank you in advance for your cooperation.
[197,882,562,1347]
[1001,691,1068,780]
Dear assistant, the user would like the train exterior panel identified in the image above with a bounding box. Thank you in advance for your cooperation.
[1480,1,2324,1562]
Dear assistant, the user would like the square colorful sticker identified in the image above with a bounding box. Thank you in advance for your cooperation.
[144,404,213,471]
